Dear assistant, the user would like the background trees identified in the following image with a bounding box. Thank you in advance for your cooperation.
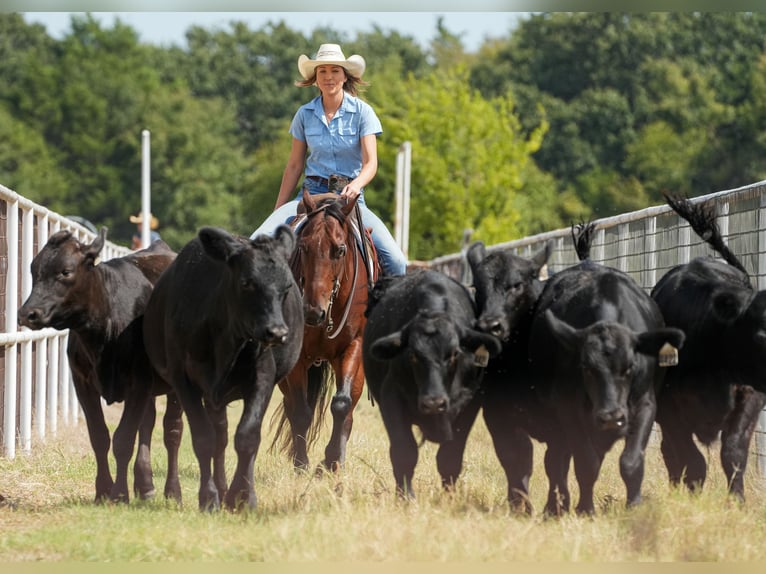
[3,12,766,258]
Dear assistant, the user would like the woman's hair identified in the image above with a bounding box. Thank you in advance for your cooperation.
[296,68,369,97]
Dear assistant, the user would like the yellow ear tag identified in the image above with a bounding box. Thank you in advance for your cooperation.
[474,345,489,368]
[658,342,679,367]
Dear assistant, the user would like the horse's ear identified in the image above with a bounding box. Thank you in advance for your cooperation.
[302,192,317,214]
[340,194,359,217]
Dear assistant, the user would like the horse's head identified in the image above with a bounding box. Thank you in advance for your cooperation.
[296,194,359,327]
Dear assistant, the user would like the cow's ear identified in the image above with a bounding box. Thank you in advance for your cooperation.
[459,328,502,358]
[532,240,553,274]
[465,241,486,271]
[273,225,297,259]
[370,331,407,360]
[199,227,244,262]
[83,227,107,263]
[636,327,686,357]
[711,290,746,324]
[544,309,580,352]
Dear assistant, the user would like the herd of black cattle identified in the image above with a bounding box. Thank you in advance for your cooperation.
[16,193,766,515]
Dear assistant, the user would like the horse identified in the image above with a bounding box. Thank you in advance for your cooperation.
[271,191,380,472]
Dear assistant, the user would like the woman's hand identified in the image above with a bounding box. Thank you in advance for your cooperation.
[340,183,361,200]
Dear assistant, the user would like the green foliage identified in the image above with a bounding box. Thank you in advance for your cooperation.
[4,12,766,259]
[370,66,546,260]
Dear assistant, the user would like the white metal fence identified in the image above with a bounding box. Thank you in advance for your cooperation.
[1,183,130,459]
[429,178,766,474]
[5,179,766,471]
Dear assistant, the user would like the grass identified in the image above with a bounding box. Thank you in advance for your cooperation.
[3,392,766,561]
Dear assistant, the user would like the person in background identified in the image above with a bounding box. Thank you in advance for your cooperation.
[130,211,161,250]
[250,43,407,276]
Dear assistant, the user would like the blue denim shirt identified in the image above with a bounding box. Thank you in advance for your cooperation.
[289,94,382,180]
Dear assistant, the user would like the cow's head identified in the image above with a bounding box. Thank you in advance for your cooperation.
[370,311,501,424]
[467,240,551,342]
[19,228,107,331]
[544,309,685,434]
[199,225,299,346]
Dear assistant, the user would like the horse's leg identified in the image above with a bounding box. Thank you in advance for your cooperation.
[280,367,312,470]
[324,339,365,471]
[162,392,184,503]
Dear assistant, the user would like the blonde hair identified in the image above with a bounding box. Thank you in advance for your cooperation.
[295,67,369,97]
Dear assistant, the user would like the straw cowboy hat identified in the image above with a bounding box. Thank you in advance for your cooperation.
[298,43,366,80]
[129,212,159,230]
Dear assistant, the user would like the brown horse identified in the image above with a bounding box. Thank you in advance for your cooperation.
[272,192,379,472]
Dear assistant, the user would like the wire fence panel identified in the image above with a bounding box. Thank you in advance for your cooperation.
[429,179,766,474]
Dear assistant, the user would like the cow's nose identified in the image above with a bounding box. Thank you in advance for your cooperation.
[19,309,40,329]
[264,325,288,346]
[419,395,448,415]
[596,408,627,431]
[478,317,506,339]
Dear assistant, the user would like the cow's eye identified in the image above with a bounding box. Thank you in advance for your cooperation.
[622,366,633,378]
[59,269,73,279]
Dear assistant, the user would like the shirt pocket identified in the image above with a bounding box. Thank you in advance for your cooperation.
[304,126,327,149]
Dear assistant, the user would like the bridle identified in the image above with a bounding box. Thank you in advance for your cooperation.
[295,202,360,339]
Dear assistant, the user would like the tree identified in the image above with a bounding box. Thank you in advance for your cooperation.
[369,65,547,260]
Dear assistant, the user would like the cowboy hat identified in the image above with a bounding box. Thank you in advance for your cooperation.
[129,212,159,230]
[298,43,366,80]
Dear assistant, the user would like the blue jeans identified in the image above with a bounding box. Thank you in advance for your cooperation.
[251,182,407,276]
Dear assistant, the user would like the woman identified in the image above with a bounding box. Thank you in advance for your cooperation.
[251,43,407,276]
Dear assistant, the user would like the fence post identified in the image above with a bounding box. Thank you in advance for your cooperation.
[3,199,19,458]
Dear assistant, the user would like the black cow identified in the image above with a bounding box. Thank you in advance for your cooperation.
[142,225,303,511]
[362,269,502,498]
[652,194,766,501]
[464,240,569,515]
[18,228,182,503]
[528,223,685,515]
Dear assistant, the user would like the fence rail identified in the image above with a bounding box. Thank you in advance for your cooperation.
[5,179,766,471]
[1,183,130,458]
[429,178,766,474]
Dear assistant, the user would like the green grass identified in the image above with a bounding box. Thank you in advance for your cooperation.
[3,393,766,561]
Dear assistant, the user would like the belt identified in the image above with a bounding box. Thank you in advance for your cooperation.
[305,174,351,190]
[305,175,330,185]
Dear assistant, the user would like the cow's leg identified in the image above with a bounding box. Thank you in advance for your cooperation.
[109,385,153,502]
[324,342,365,471]
[133,396,157,499]
[436,394,482,492]
[720,386,766,501]
[225,371,278,511]
[280,369,312,470]
[71,374,114,502]
[483,398,534,514]
[205,400,229,501]
[620,394,656,508]
[543,441,572,516]
[162,392,184,503]
[571,438,604,516]
[658,417,705,492]
[378,395,418,499]
[174,379,218,511]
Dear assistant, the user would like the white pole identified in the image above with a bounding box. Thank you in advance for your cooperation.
[3,199,19,458]
[401,142,411,261]
[35,215,49,439]
[141,129,151,248]
[19,207,34,452]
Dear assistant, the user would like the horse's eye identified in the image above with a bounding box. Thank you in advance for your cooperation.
[336,244,347,258]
